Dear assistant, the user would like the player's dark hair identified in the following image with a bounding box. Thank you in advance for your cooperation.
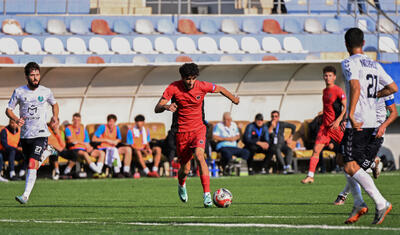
[179,63,199,78]
[24,62,40,77]
[107,114,117,121]
[345,28,364,49]
[72,113,81,118]
[323,66,336,75]
[271,110,280,116]
[134,114,145,122]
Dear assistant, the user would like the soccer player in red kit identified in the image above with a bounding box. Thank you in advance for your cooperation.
[155,63,239,207]
[301,66,347,184]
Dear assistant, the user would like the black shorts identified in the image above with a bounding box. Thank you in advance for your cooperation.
[342,128,378,170]
[21,137,48,161]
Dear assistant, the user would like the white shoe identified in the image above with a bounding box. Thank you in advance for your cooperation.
[52,170,60,180]
[0,176,9,182]
[19,170,26,178]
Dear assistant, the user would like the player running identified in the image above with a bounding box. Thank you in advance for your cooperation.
[341,28,398,224]
[154,63,239,208]
[301,66,346,184]
[6,62,59,204]
[334,92,397,208]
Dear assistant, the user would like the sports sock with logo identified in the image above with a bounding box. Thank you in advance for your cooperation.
[353,168,386,210]
[345,173,363,206]
[22,169,37,199]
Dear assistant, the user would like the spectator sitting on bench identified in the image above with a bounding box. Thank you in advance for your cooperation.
[0,119,24,180]
[213,112,250,176]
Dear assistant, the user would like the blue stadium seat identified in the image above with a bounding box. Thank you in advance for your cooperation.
[325,18,341,33]
[37,0,66,14]
[65,55,85,64]
[70,19,90,34]
[199,19,218,34]
[25,19,45,35]
[284,18,302,33]
[113,19,132,34]
[154,55,173,63]
[67,0,90,14]
[242,19,259,34]
[157,19,175,34]
[5,0,34,14]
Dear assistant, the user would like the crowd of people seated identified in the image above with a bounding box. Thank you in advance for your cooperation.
[0,109,334,181]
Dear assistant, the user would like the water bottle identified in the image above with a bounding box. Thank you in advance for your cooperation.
[296,141,301,150]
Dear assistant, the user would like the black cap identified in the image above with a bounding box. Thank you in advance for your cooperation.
[255,113,264,121]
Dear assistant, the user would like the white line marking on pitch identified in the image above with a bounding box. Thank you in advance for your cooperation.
[0,219,399,231]
[160,216,322,219]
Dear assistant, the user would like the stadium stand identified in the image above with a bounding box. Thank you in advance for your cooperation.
[91,19,115,35]
[67,37,91,54]
[200,19,219,34]
[242,19,260,34]
[176,37,201,54]
[87,56,105,64]
[221,19,242,34]
[47,19,69,35]
[2,19,25,35]
[70,19,90,35]
[379,36,399,53]
[133,37,156,54]
[178,19,202,34]
[111,37,134,54]
[22,37,46,55]
[262,37,284,53]
[198,37,222,54]
[135,19,155,34]
[325,18,341,33]
[155,37,179,54]
[241,37,262,53]
[304,18,324,34]
[283,37,308,53]
[25,19,45,35]
[220,37,244,54]
[89,37,113,54]
[156,19,175,34]
[44,37,69,55]
[284,18,302,33]
[0,38,23,55]
[378,18,396,34]
[113,19,132,34]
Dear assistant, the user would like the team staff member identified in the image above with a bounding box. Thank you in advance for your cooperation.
[0,119,24,180]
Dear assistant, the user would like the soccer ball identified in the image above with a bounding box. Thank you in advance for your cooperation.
[213,188,233,208]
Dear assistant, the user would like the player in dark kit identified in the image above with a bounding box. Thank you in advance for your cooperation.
[301,66,347,184]
[155,63,239,207]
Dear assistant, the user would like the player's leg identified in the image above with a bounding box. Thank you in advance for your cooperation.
[334,154,350,205]
[343,129,391,224]
[281,145,294,174]
[91,149,105,173]
[0,152,8,182]
[5,148,18,179]
[151,146,162,176]
[177,157,191,203]
[301,143,324,184]
[49,155,60,180]
[79,150,101,173]
[118,146,132,176]
[219,147,233,175]
[272,145,286,172]
[59,150,77,176]
[193,147,212,207]
[134,149,151,176]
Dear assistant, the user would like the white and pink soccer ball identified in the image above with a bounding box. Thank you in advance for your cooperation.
[213,188,233,208]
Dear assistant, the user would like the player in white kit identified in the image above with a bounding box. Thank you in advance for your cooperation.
[341,28,398,224]
[6,62,59,204]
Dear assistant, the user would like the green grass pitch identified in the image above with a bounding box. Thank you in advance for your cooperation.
[0,172,399,234]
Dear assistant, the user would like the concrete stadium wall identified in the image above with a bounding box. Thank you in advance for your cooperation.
[1,61,399,168]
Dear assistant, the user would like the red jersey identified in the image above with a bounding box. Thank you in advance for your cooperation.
[162,80,216,132]
[322,85,346,127]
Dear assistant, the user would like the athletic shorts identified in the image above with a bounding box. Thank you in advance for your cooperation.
[342,128,378,170]
[175,126,207,165]
[21,137,48,161]
[315,124,344,146]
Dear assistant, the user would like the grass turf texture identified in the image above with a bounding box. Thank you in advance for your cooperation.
[0,173,399,234]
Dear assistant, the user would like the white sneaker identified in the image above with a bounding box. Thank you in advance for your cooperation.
[18,170,26,178]
[0,176,9,182]
[52,170,60,180]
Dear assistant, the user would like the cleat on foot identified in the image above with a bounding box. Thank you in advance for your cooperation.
[178,184,188,203]
[15,195,28,204]
[301,176,314,184]
[372,202,392,225]
[345,203,368,224]
[334,194,347,206]
[203,193,213,208]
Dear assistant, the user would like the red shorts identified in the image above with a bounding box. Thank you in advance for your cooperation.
[315,124,344,146]
[175,126,206,165]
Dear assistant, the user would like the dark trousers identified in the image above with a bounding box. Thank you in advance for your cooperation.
[3,148,24,172]
[219,147,250,168]
[272,0,287,14]
[0,152,3,172]
[268,144,293,169]
[245,144,271,170]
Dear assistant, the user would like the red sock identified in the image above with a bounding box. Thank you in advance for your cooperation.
[200,175,210,193]
[178,176,187,186]
[308,156,319,174]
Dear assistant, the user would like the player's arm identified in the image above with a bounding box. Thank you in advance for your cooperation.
[50,103,59,122]
[348,80,363,130]
[214,85,239,105]
[377,82,398,98]
[154,98,177,113]
[6,90,24,126]
[330,98,347,130]
[376,102,398,138]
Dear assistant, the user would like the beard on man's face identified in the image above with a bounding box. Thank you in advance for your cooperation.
[28,79,40,88]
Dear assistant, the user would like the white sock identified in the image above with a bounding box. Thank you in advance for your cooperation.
[22,169,37,199]
[345,173,364,206]
[89,163,101,173]
[113,166,120,174]
[123,166,130,173]
[204,192,210,198]
[55,168,60,174]
[307,171,314,178]
[10,170,16,178]
[97,163,104,172]
[152,166,158,172]
[64,167,72,175]
[143,167,150,175]
[352,169,386,210]
[340,174,351,196]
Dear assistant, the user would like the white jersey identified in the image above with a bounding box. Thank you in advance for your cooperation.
[8,85,57,139]
[341,54,394,128]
